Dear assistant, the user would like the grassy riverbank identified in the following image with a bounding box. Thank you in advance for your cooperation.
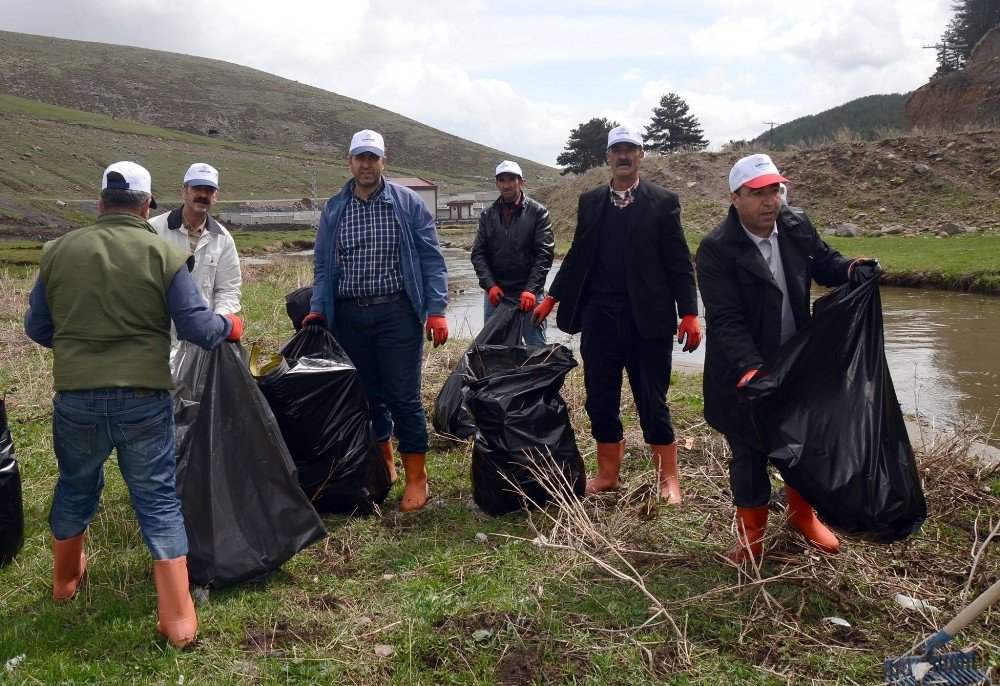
[0,260,997,684]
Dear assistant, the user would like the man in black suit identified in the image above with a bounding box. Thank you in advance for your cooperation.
[533,125,701,503]
[697,153,877,562]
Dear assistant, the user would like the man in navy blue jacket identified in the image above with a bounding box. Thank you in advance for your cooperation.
[303,130,449,512]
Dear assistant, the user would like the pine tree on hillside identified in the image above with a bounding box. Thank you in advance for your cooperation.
[934,0,1000,76]
[556,117,619,175]
[645,93,708,153]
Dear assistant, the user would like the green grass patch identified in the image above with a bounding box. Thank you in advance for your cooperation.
[0,261,997,684]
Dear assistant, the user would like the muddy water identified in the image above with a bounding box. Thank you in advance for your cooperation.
[441,248,1000,443]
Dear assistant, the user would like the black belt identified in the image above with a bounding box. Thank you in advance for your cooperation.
[345,291,405,307]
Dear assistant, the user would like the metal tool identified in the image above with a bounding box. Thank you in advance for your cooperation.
[883,578,1000,685]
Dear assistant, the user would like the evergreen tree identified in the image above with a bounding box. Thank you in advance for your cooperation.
[556,117,619,175]
[645,93,708,153]
[934,0,1000,76]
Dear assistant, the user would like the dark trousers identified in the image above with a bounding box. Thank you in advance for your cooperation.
[579,300,675,445]
[334,296,428,454]
[726,437,771,508]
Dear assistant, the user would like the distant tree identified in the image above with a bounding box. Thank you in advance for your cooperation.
[645,93,708,153]
[556,117,619,175]
[721,139,753,153]
[934,0,1000,76]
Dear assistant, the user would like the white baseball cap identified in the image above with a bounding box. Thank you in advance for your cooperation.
[729,153,790,193]
[495,160,523,178]
[607,125,643,149]
[102,161,156,208]
[183,162,219,189]
[350,129,386,157]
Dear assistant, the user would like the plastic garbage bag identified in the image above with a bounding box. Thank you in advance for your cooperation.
[172,341,327,588]
[285,286,313,332]
[0,398,24,566]
[433,298,524,439]
[463,344,585,516]
[253,327,391,514]
[739,276,926,543]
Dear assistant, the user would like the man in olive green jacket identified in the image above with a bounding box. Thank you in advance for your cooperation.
[24,162,242,647]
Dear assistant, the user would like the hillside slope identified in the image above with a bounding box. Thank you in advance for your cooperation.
[751,93,908,149]
[0,30,555,184]
[532,130,1000,238]
[0,93,479,235]
[906,26,1000,131]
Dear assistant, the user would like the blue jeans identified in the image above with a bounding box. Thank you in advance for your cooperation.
[483,291,547,345]
[49,388,187,560]
[334,296,428,454]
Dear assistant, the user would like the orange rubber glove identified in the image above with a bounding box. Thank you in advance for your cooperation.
[223,314,243,342]
[488,285,504,307]
[426,315,448,347]
[532,296,556,326]
[519,291,537,312]
[737,368,759,388]
[301,312,326,328]
[677,314,702,352]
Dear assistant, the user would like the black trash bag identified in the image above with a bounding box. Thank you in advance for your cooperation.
[285,286,313,332]
[463,344,585,516]
[433,298,524,439]
[0,398,24,566]
[255,326,391,514]
[172,341,327,588]
[739,275,926,543]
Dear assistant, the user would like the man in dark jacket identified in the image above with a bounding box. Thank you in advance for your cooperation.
[471,160,554,344]
[533,125,701,503]
[696,153,877,562]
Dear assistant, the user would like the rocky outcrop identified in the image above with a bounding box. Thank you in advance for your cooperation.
[905,26,1000,131]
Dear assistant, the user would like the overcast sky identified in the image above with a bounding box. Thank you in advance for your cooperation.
[1,0,951,166]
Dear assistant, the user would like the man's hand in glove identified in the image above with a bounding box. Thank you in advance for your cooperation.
[302,312,326,328]
[848,258,881,284]
[677,314,702,352]
[532,296,556,326]
[519,291,536,312]
[426,315,448,347]
[488,286,504,307]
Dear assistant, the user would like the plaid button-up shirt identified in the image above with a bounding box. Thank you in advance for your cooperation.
[609,177,639,209]
[336,180,405,298]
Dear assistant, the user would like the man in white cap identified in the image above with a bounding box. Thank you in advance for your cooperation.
[24,162,242,647]
[149,163,242,320]
[471,160,554,344]
[533,125,702,504]
[696,153,878,563]
[303,129,449,512]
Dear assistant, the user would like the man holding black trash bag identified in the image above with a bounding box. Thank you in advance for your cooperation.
[303,129,449,513]
[532,125,702,504]
[696,153,879,563]
[23,161,242,647]
[471,160,554,345]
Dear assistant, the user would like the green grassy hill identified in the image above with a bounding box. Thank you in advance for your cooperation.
[0,30,555,185]
[0,92,485,235]
[750,93,909,149]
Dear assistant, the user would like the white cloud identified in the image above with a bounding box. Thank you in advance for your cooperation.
[0,0,957,164]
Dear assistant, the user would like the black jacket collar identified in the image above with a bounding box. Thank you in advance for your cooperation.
[166,206,221,234]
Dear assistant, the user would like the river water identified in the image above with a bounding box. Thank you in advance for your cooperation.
[440,248,1000,443]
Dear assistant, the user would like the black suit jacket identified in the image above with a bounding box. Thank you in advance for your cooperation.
[696,205,852,446]
[548,179,697,339]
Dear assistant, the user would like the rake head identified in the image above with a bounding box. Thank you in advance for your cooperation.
[882,650,990,685]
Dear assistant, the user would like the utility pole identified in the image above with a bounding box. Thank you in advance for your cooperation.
[311,170,319,229]
[923,43,967,71]
[763,122,778,150]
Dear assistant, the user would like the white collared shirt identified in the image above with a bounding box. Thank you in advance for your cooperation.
[741,223,796,343]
